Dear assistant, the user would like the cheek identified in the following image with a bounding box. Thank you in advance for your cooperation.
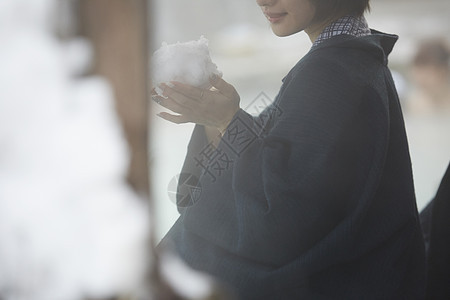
[256,0,267,6]
[290,3,316,28]
[269,1,317,37]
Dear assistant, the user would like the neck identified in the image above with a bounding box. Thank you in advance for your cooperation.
[305,17,334,43]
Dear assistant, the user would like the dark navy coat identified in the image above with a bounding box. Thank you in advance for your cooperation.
[161,31,426,299]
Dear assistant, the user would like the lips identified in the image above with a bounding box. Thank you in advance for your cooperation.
[265,12,287,23]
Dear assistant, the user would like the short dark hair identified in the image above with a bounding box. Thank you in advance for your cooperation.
[313,0,371,23]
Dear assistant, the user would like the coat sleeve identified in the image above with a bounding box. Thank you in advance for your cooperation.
[180,57,390,266]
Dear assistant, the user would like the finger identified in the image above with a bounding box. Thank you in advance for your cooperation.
[158,95,190,115]
[169,81,206,102]
[157,112,190,124]
[161,83,201,108]
[151,94,164,105]
[209,75,238,98]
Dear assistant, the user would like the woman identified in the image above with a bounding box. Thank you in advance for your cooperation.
[155,0,426,298]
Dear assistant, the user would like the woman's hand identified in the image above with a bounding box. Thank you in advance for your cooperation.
[152,75,240,134]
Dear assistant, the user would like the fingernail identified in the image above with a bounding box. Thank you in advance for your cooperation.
[158,84,167,96]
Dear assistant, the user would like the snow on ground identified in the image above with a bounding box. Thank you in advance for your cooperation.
[0,0,150,299]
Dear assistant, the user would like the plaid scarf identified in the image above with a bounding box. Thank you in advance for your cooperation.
[313,15,371,47]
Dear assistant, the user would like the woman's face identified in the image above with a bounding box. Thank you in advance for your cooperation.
[256,0,317,37]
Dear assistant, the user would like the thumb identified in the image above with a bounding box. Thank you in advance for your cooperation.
[210,74,238,98]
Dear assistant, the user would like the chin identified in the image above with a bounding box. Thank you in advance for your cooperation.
[272,28,302,37]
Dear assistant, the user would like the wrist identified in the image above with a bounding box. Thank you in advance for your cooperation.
[217,108,239,136]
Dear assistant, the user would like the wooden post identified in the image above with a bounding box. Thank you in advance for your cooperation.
[77,2,155,297]
[78,0,150,197]
[75,2,228,299]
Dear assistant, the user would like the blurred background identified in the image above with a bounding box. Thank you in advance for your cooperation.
[0,1,153,299]
[1,0,449,299]
[151,0,450,241]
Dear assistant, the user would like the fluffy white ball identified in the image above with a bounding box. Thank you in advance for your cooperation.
[151,36,222,95]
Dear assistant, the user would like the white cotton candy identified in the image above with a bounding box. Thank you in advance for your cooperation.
[151,36,222,95]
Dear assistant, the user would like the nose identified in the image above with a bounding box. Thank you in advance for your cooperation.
[256,0,275,7]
